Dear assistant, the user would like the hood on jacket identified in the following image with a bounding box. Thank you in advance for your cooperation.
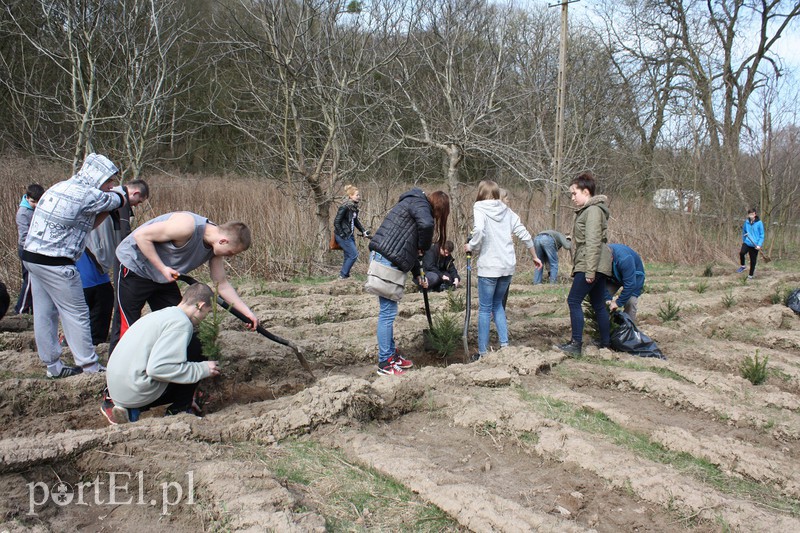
[474,199,509,222]
[398,187,427,204]
[578,195,610,217]
[76,153,119,188]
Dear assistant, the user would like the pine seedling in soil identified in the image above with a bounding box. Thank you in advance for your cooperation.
[657,298,681,322]
[198,287,224,361]
[722,289,735,309]
[703,264,714,277]
[740,350,768,385]
[428,311,461,358]
[695,280,709,294]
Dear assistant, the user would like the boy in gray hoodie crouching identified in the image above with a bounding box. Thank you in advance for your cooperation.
[101,283,220,424]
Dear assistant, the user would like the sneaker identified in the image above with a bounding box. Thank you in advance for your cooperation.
[46,365,83,379]
[736,266,746,273]
[590,339,610,349]
[83,363,106,374]
[390,350,413,369]
[377,362,405,376]
[748,275,754,280]
[555,341,582,356]
[100,397,117,425]
[111,405,140,424]
[471,353,484,362]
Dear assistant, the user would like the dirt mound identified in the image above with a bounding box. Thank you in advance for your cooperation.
[2,266,800,530]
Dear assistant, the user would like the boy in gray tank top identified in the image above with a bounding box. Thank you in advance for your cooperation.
[108,212,258,358]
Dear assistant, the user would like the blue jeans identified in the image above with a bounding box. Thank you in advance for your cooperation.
[533,234,559,284]
[477,275,512,355]
[372,252,399,364]
[567,272,610,345]
[336,234,358,278]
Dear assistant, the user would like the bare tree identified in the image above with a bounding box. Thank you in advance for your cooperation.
[211,0,408,260]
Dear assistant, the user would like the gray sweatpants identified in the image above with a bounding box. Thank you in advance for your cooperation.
[24,261,100,375]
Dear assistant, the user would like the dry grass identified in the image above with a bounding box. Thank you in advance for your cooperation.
[2,154,796,291]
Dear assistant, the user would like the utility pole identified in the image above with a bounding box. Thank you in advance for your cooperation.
[550,0,578,228]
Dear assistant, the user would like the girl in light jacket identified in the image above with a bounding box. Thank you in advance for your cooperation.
[465,180,542,360]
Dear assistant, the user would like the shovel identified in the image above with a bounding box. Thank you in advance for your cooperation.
[744,233,772,263]
[418,258,435,350]
[178,275,315,380]
[462,249,472,362]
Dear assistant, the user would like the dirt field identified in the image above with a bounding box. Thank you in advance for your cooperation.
[1,263,799,532]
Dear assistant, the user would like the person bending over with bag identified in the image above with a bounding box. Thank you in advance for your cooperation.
[605,243,645,324]
[365,188,450,376]
[102,283,220,424]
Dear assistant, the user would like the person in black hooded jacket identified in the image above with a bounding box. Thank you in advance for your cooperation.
[368,188,450,376]
[333,184,369,279]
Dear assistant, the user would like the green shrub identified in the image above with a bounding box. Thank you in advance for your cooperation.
[740,350,768,385]
[770,286,786,305]
[657,298,681,322]
[703,264,714,277]
[428,311,461,358]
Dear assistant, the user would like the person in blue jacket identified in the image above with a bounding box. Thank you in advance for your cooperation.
[737,208,764,279]
[605,244,645,324]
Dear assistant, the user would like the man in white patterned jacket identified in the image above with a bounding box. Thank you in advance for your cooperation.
[22,153,128,379]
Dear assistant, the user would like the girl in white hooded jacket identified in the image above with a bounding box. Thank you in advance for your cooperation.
[465,181,542,360]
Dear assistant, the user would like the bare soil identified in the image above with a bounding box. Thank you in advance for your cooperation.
[1,265,799,531]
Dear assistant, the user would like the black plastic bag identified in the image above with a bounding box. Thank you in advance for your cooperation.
[610,311,665,359]
[788,288,800,315]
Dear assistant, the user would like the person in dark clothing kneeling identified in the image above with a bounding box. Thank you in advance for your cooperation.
[418,240,460,292]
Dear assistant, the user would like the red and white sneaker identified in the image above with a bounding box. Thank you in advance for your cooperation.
[390,351,413,369]
[377,362,405,376]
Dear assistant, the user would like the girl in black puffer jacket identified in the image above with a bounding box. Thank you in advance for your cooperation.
[368,188,450,375]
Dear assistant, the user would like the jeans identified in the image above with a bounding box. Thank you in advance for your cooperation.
[372,252,399,365]
[336,234,358,278]
[533,234,559,284]
[477,275,512,355]
[567,272,610,346]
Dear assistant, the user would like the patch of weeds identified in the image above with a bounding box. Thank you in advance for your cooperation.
[292,275,333,285]
[739,275,749,286]
[518,431,539,445]
[591,359,689,382]
[428,310,461,358]
[264,289,294,298]
[517,389,800,517]
[445,287,465,312]
[657,298,680,322]
[740,350,768,385]
[265,439,459,531]
[198,287,224,361]
[694,280,709,294]
[312,299,334,325]
[703,264,715,277]
[768,367,792,382]
[721,289,735,309]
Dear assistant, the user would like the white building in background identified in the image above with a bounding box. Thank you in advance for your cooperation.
[653,189,701,213]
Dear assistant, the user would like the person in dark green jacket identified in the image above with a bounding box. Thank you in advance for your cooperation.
[556,172,613,355]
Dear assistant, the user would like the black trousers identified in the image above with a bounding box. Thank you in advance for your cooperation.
[84,282,114,345]
[110,267,204,364]
[739,244,759,276]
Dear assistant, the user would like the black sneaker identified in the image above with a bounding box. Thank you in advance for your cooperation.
[46,365,83,379]
[470,353,484,362]
[555,341,582,356]
[590,339,610,349]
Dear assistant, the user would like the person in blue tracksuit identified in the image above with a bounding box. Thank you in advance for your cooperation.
[737,208,764,279]
[605,244,645,324]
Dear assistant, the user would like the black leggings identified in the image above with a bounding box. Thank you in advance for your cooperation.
[739,244,759,276]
